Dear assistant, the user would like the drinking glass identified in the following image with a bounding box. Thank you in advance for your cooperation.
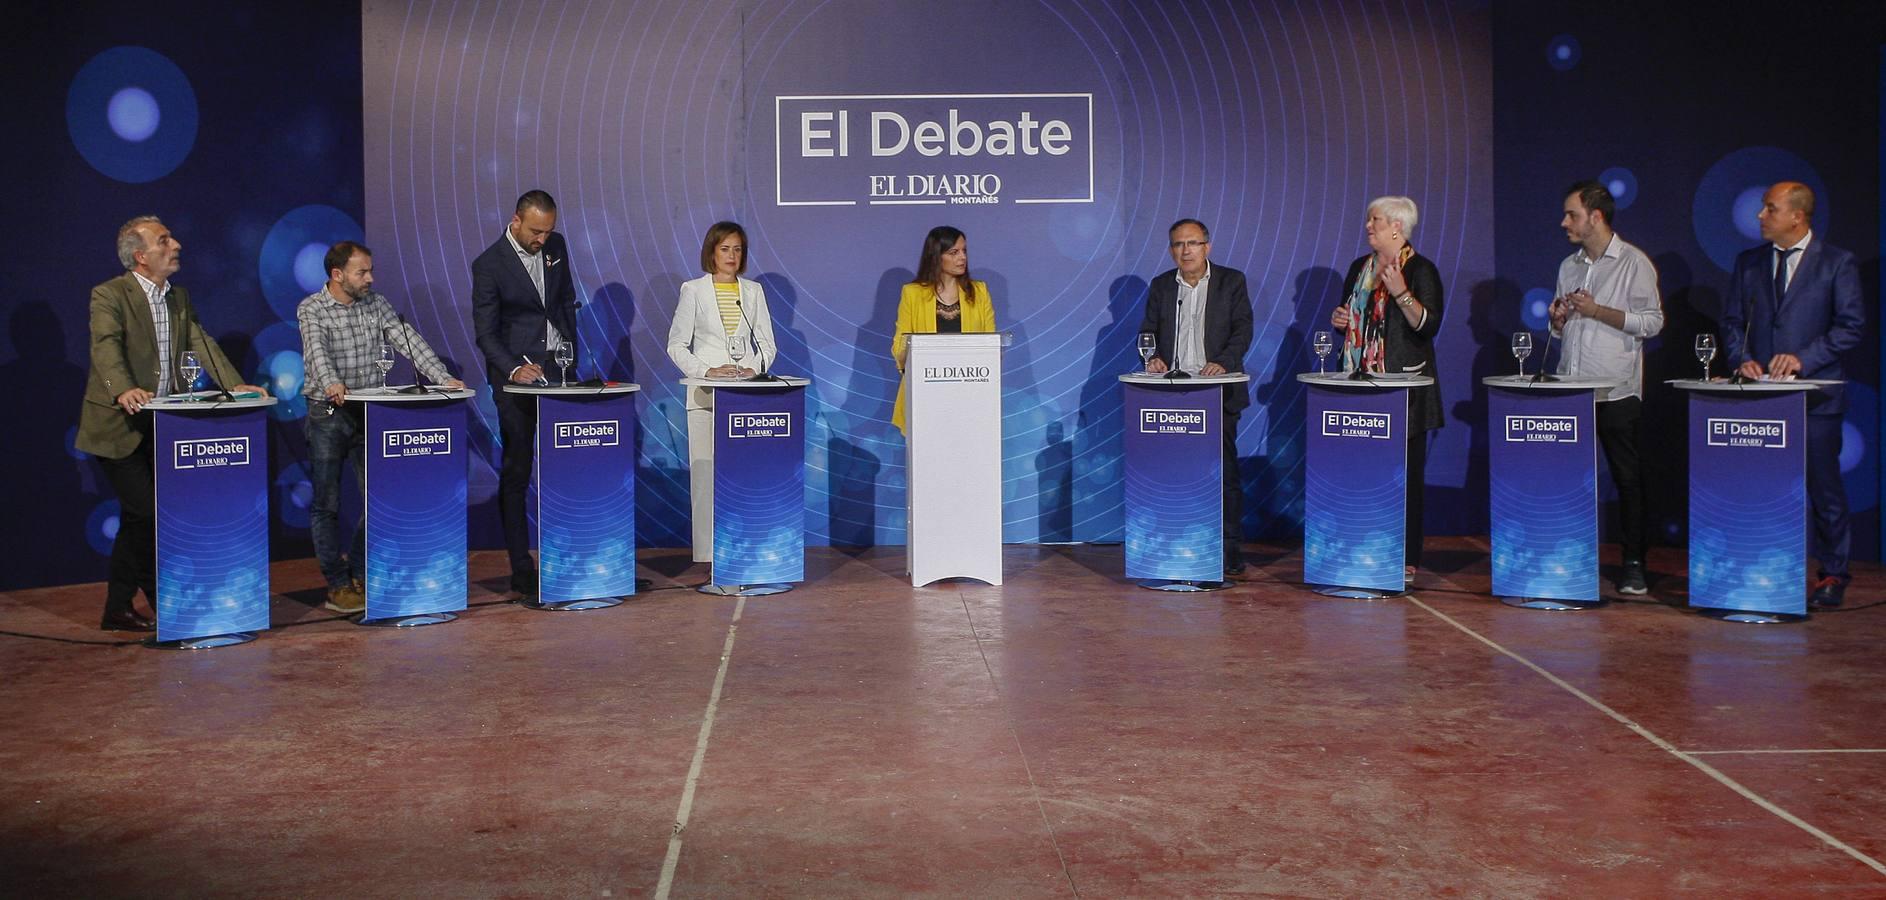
[1695,334,1716,381]
[728,339,746,377]
[1137,333,1156,373]
[1312,331,1333,373]
[554,341,574,387]
[179,351,202,401]
[376,341,395,392]
[1510,332,1532,377]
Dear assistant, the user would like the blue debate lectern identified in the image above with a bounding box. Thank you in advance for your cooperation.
[1675,378,1830,624]
[1298,372,1433,599]
[1119,372,1249,591]
[1484,375,1615,610]
[148,392,277,649]
[505,383,641,611]
[681,376,810,596]
[345,387,475,626]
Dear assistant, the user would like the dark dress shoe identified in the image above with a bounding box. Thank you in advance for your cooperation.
[100,609,156,632]
[1810,576,1848,609]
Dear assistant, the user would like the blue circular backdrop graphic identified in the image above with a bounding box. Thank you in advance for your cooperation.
[66,47,199,183]
[1598,166,1637,211]
[1547,35,1581,71]
[1691,147,1828,272]
[371,1,1487,544]
[86,500,122,556]
[1522,287,1553,330]
[259,205,363,320]
[274,462,314,529]
[262,349,310,421]
[108,87,161,141]
[293,243,332,294]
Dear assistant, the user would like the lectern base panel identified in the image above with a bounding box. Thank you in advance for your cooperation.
[1500,596,1604,611]
[523,597,626,611]
[1699,608,1807,625]
[143,632,257,651]
[1137,579,1231,592]
[698,583,794,597]
[1313,585,1403,600]
[357,612,458,627]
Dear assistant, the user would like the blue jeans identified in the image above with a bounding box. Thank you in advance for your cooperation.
[305,401,367,588]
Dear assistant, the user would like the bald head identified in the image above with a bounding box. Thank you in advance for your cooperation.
[1757,181,1814,246]
[1774,181,1815,217]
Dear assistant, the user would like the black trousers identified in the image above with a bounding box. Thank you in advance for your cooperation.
[1406,430,1428,568]
[1595,396,1648,564]
[494,387,538,584]
[1806,413,1851,579]
[96,413,156,619]
[1223,410,1243,567]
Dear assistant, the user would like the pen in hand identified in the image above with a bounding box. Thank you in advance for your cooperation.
[520,355,550,386]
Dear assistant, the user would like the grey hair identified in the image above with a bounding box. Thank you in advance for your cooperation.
[116,215,162,270]
[1368,196,1419,237]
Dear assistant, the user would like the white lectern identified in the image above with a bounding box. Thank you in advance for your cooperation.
[906,332,1007,586]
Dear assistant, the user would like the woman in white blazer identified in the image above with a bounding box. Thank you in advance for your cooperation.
[666,221,779,563]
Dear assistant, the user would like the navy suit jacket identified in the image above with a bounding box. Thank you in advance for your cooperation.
[1139,263,1255,414]
[1721,236,1864,415]
[471,231,580,386]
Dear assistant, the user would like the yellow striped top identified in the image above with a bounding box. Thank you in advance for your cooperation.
[713,281,741,337]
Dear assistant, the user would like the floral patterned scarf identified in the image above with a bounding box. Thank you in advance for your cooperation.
[1342,245,1414,374]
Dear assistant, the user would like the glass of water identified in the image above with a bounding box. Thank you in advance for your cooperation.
[1137,332,1156,373]
[179,351,202,401]
[376,340,395,392]
[728,338,746,377]
[1511,332,1532,377]
[1695,333,1716,381]
[554,341,574,387]
[1312,331,1333,373]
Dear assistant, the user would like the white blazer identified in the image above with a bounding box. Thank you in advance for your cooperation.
[666,274,779,410]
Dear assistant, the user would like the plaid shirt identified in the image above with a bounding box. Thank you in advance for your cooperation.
[297,288,452,399]
[131,271,173,395]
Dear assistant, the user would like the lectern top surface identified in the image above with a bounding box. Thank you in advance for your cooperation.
[1296,372,1435,388]
[144,392,277,410]
[1118,372,1250,385]
[503,383,641,395]
[341,387,476,402]
[906,332,1012,347]
[1667,378,1834,393]
[681,376,811,388]
[1481,374,1619,390]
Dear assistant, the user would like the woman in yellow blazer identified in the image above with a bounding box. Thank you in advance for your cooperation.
[891,226,997,433]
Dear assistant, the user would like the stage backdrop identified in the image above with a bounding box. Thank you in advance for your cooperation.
[1490,3,1885,560]
[361,0,1495,548]
[3,3,363,591]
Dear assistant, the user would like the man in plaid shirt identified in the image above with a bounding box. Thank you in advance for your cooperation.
[298,240,464,613]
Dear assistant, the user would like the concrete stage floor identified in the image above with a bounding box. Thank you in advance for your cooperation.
[1,540,1882,897]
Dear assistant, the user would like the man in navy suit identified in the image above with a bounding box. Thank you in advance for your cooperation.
[1721,181,1865,608]
[472,190,581,601]
[1141,218,1255,577]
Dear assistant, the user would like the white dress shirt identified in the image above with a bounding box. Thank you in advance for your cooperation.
[505,228,566,352]
[1553,235,1664,402]
[1173,264,1211,374]
[1771,230,1812,293]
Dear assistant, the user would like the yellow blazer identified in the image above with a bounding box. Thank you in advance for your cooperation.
[78,273,243,459]
[891,280,996,433]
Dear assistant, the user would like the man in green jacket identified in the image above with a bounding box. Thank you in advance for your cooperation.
[78,215,269,631]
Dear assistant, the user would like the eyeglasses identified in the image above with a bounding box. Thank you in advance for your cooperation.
[1169,240,1208,250]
